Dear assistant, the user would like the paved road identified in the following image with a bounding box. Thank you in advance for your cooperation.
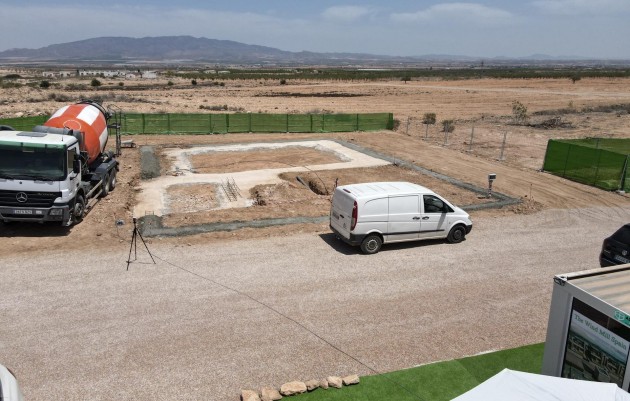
[1,206,629,401]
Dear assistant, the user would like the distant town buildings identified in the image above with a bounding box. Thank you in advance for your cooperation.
[41,70,159,79]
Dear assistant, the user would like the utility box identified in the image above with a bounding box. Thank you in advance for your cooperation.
[542,264,630,390]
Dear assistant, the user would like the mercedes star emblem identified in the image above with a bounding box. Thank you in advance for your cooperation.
[16,192,28,203]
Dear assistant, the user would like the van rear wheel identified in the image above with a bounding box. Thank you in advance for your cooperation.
[361,234,382,255]
[447,225,466,244]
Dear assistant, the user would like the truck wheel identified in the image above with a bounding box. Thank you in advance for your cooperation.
[100,173,111,197]
[360,234,382,255]
[109,170,117,190]
[72,195,86,224]
[447,225,466,244]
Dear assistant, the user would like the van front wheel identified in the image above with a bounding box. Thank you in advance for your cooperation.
[447,225,466,244]
[361,234,382,254]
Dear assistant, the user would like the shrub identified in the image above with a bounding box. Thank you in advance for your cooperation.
[422,112,436,125]
[167,81,174,86]
[441,119,455,133]
[39,80,51,89]
[512,100,528,124]
[191,79,197,86]
[118,82,124,87]
[280,79,287,85]
[90,78,102,87]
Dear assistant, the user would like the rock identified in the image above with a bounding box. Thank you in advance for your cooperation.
[260,386,282,401]
[14,112,24,118]
[241,390,260,401]
[342,374,360,386]
[327,376,343,389]
[280,381,307,396]
[320,379,329,390]
[305,379,320,391]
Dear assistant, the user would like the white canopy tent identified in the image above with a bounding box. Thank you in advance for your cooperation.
[452,369,630,401]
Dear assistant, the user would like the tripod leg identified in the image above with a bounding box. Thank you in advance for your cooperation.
[126,229,136,271]
[136,230,156,264]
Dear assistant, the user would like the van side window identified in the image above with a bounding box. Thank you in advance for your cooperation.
[423,195,452,213]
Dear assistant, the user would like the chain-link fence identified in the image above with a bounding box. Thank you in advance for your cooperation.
[401,117,512,161]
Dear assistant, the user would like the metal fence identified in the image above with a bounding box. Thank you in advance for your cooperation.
[0,112,394,135]
[543,139,630,192]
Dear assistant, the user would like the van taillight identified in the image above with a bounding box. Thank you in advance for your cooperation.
[351,201,358,230]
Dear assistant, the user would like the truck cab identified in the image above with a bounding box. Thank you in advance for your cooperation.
[0,130,82,224]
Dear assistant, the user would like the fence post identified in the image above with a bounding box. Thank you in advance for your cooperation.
[310,114,313,132]
[226,114,230,134]
[356,114,360,131]
[468,125,474,152]
[249,113,252,133]
[142,114,146,134]
[562,144,572,178]
[593,149,602,187]
[286,113,289,133]
[208,114,212,134]
[620,156,629,192]
[499,131,507,161]
[167,114,171,134]
[405,117,411,135]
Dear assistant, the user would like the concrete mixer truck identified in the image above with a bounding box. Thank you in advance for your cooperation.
[0,100,121,226]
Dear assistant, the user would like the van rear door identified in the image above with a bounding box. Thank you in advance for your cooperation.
[330,187,355,239]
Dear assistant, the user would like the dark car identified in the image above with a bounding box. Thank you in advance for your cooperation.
[600,224,630,267]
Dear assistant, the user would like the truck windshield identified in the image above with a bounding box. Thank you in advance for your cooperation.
[0,146,66,180]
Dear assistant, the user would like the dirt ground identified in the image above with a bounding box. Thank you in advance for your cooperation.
[1,76,629,255]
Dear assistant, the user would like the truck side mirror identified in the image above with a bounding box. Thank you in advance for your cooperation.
[73,157,81,174]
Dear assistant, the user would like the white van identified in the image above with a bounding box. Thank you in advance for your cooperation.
[330,182,472,254]
[0,363,24,401]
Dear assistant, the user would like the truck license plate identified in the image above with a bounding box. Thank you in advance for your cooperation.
[13,209,33,215]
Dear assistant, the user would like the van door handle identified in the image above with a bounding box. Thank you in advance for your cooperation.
[339,214,344,218]
[422,216,430,220]
[413,216,420,220]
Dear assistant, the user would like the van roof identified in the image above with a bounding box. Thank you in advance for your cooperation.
[336,182,433,198]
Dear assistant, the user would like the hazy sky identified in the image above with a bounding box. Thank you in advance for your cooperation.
[0,0,628,58]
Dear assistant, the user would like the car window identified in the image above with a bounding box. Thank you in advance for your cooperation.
[612,226,630,244]
[423,195,445,213]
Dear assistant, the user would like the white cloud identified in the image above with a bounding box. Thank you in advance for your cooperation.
[321,6,375,22]
[391,3,513,24]
[532,0,630,16]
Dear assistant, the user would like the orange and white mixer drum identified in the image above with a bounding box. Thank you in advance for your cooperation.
[44,102,108,164]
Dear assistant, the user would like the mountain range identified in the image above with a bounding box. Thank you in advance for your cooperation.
[0,36,608,66]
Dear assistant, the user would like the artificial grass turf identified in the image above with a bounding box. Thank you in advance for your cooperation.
[294,342,544,401]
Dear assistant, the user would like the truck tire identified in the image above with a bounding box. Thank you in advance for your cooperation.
[109,169,117,190]
[72,194,86,225]
[360,234,383,255]
[100,173,111,197]
[447,225,466,244]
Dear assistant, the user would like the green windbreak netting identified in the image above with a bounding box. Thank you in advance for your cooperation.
[0,116,48,131]
[544,139,629,191]
[1,112,393,135]
[115,112,392,134]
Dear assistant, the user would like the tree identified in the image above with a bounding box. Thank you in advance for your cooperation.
[191,79,197,86]
[422,112,437,139]
[401,76,411,84]
[90,78,101,87]
[39,80,50,89]
[441,119,455,133]
[571,75,581,84]
[512,100,528,124]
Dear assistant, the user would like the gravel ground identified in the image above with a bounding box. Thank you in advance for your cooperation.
[1,206,629,401]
